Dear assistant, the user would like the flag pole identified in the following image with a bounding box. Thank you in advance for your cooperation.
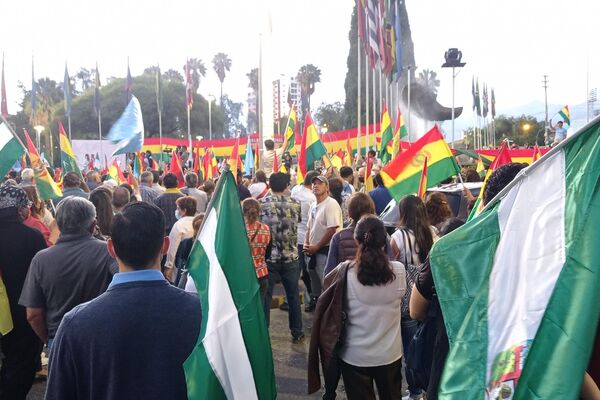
[407,65,412,142]
[357,20,362,162]
[365,49,370,158]
[372,62,376,152]
[187,104,192,155]
[98,109,103,160]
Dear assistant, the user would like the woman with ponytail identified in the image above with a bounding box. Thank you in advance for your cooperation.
[390,194,437,399]
[338,215,406,400]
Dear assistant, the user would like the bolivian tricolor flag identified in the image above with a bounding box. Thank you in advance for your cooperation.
[364,155,374,192]
[345,136,353,166]
[475,156,486,178]
[285,105,297,155]
[331,149,344,170]
[24,128,62,200]
[558,105,570,126]
[467,141,512,221]
[392,108,408,159]
[228,139,240,180]
[107,160,126,184]
[297,112,328,184]
[379,104,393,164]
[58,120,82,176]
[380,125,459,201]
[531,144,542,163]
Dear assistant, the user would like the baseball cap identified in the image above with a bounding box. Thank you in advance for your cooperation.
[311,175,329,185]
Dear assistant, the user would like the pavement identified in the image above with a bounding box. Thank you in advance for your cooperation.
[26,287,346,400]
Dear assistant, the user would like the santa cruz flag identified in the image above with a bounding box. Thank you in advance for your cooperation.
[430,116,600,399]
[183,169,276,400]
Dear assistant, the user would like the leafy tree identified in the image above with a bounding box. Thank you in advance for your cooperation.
[247,68,258,92]
[163,69,183,83]
[183,58,206,93]
[417,69,440,96]
[315,102,345,132]
[220,95,245,138]
[74,68,93,92]
[247,68,259,131]
[461,115,544,148]
[297,64,321,115]
[212,53,232,104]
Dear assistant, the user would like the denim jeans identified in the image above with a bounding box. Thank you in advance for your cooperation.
[401,318,424,395]
[264,260,303,339]
[298,244,312,301]
[307,253,327,298]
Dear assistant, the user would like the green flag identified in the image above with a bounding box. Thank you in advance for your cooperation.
[183,170,276,400]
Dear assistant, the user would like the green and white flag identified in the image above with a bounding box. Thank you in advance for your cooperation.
[0,118,24,178]
[430,116,600,399]
[183,170,276,400]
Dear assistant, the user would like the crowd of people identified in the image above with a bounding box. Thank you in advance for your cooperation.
[1,139,598,400]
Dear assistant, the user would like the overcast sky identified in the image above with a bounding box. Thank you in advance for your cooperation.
[1,0,598,127]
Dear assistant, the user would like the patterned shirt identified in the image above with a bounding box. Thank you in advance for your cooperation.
[260,194,301,264]
[246,221,271,278]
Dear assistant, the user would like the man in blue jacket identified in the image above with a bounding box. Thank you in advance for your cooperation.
[45,202,201,400]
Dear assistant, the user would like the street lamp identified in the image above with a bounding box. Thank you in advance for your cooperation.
[207,94,216,141]
[442,48,466,149]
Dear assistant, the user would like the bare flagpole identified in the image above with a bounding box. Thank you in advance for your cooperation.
[365,50,370,157]
[357,22,362,161]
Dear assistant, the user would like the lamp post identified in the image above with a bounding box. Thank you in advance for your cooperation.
[33,125,45,157]
[207,94,216,141]
[442,48,466,148]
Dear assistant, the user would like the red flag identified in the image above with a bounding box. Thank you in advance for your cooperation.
[54,167,63,184]
[531,144,541,163]
[273,149,279,173]
[490,141,513,170]
[102,155,109,175]
[417,157,428,200]
[365,155,374,192]
[228,139,240,180]
[169,151,186,188]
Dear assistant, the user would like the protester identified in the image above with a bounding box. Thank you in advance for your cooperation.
[119,183,137,203]
[325,192,376,276]
[52,172,88,205]
[151,170,165,193]
[153,172,183,235]
[482,163,528,206]
[304,175,343,309]
[328,176,350,227]
[0,184,47,400]
[242,198,271,310]
[45,202,201,399]
[164,196,196,282]
[20,168,34,187]
[552,120,567,145]
[260,172,304,342]
[425,192,452,232]
[339,166,356,196]
[19,197,118,348]
[249,170,269,199]
[410,217,464,400]
[262,139,285,177]
[202,180,216,203]
[111,186,130,213]
[85,170,101,190]
[139,171,160,203]
[174,213,204,287]
[89,186,114,237]
[368,173,393,215]
[180,172,208,213]
[338,216,406,400]
[237,170,252,201]
[22,186,53,246]
[390,194,435,399]
[290,170,317,312]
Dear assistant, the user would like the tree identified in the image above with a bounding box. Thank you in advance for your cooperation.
[461,115,544,148]
[212,53,232,104]
[315,102,345,132]
[297,64,321,115]
[247,68,259,132]
[247,68,259,92]
[183,58,206,93]
[163,69,184,83]
[417,69,440,96]
[221,95,245,138]
[74,68,92,92]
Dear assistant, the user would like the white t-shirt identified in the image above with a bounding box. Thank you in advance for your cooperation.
[340,261,406,367]
[165,216,194,276]
[249,182,269,199]
[290,184,316,245]
[306,196,342,246]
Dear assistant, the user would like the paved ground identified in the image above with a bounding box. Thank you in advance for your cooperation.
[26,292,345,399]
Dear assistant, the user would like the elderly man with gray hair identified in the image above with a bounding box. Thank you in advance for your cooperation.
[139,170,160,204]
[180,172,207,213]
[19,196,118,349]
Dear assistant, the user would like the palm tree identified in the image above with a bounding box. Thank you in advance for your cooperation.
[247,68,259,93]
[297,64,321,115]
[212,53,232,104]
[182,58,206,93]
[417,69,441,96]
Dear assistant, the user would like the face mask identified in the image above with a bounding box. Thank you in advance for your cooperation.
[175,209,181,220]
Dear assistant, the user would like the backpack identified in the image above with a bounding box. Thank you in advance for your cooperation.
[399,229,420,317]
[406,294,439,391]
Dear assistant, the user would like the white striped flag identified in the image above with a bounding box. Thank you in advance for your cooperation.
[430,116,600,399]
[183,169,276,399]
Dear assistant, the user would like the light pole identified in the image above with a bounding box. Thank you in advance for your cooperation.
[207,94,216,141]
[442,48,466,148]
[33,125,44,156]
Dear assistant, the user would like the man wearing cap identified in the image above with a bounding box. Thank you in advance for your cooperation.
[303,175,343,308]
[19,197,117,349]
[0,184,47,399]
[52,172,88,206]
